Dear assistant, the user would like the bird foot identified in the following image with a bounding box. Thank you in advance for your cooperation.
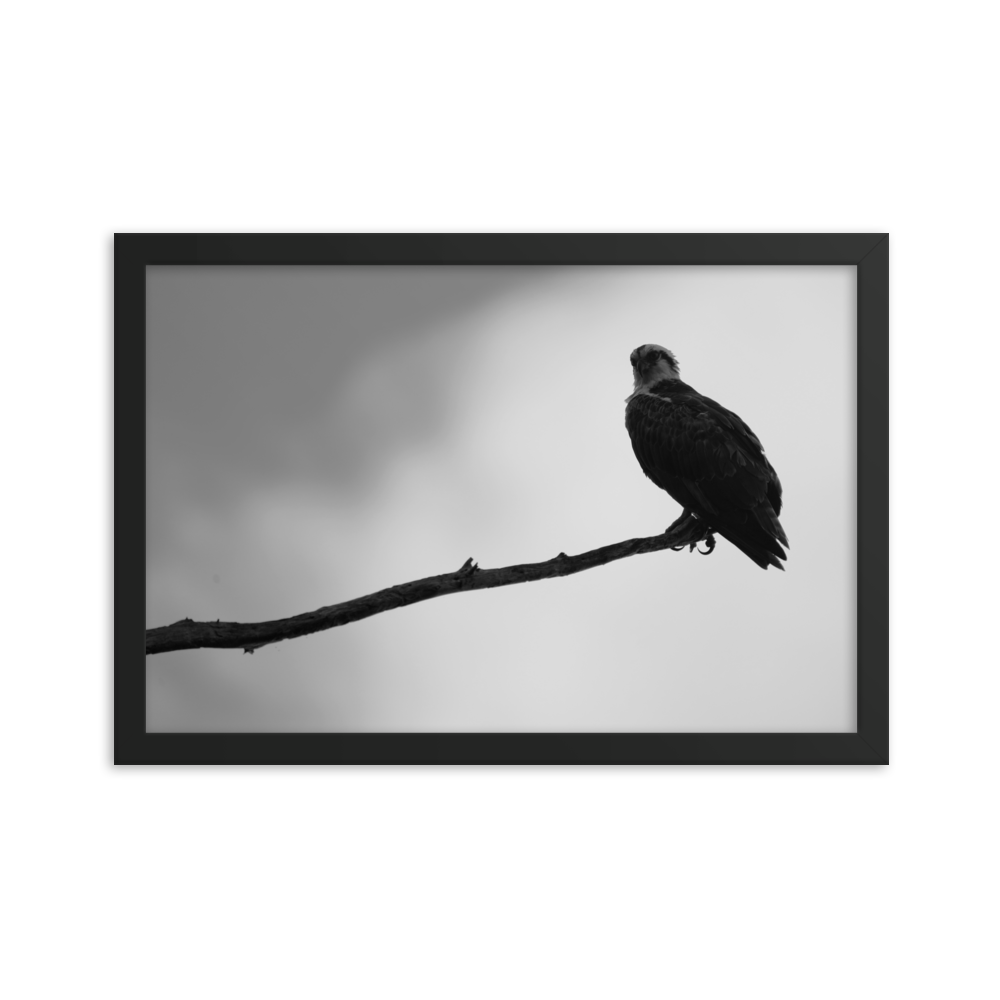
[664,510,716,556]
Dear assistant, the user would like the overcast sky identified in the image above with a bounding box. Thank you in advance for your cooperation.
[146,264,855,732]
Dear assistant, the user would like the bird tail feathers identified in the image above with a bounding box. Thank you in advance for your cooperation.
[753,503,789,548]
[715,514,788,572]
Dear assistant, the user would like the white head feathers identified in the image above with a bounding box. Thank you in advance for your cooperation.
[629,344,679,392]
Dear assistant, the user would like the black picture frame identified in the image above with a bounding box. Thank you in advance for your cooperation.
[117,233,888,764]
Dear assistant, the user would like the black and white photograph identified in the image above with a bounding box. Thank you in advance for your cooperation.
[143,260,857,735]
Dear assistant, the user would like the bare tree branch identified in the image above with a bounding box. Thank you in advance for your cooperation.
[145,515,714,656]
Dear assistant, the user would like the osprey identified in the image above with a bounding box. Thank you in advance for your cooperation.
[625,344,788,570]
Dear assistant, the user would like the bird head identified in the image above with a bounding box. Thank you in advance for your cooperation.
[630,344,679,389]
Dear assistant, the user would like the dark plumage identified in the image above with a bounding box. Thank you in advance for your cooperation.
[625,344,788,570]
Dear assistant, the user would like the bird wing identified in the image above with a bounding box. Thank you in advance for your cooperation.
[625,389,784,527]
